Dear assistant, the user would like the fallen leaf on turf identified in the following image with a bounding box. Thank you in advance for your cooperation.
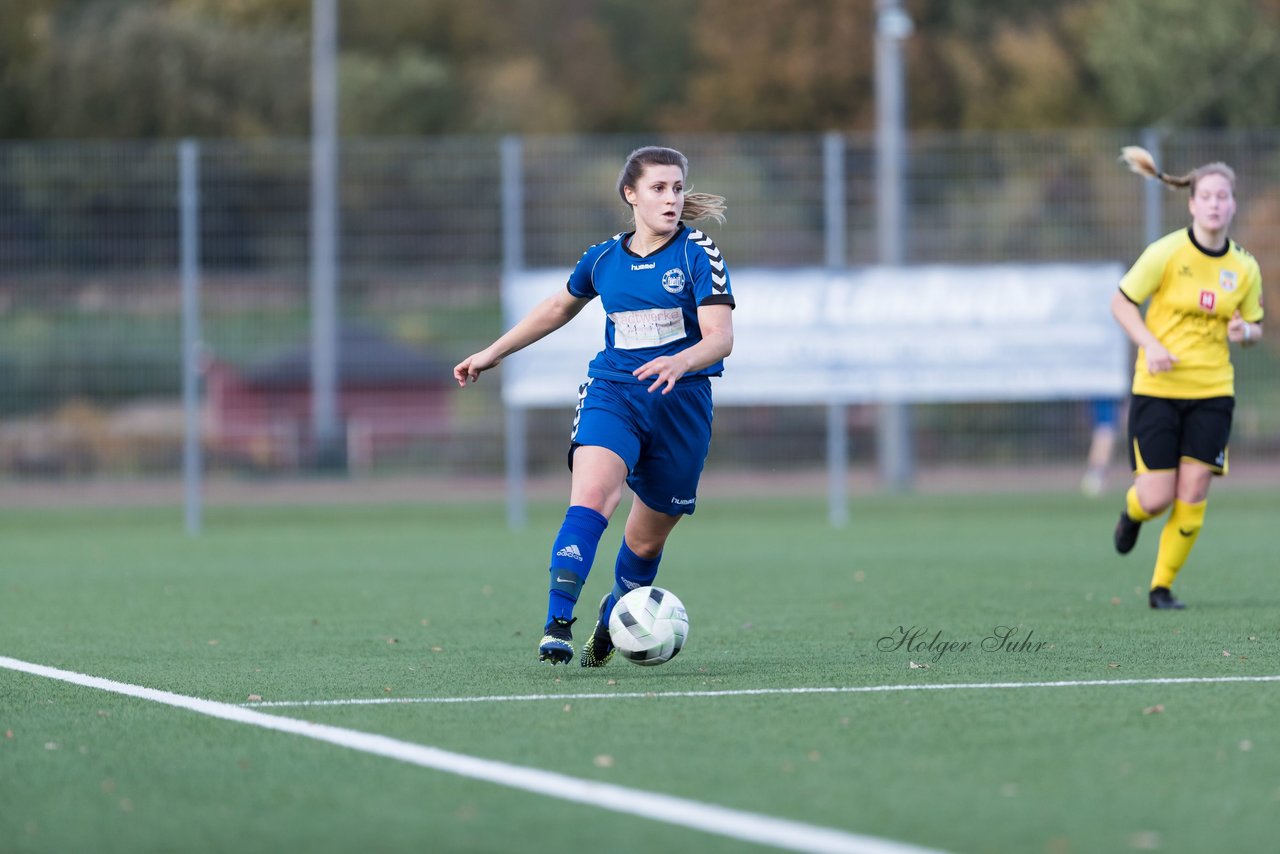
[4,730,12,739]
[1142,704,1164,715]
[431,646,443,653]
[1110,597,1121,605]
[606,680,617,686]
[593,754,614,768]
[1128,830,1161,850]
[909,661,929,669]
[387,638,398,645]
[562,704,572,713]
[246,694,262,702]
[1223,650,1232,657]
[1240,740,1253,752]
[1108,663,1121,668]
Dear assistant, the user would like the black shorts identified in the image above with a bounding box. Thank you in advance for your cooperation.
[1127,394,1234,475]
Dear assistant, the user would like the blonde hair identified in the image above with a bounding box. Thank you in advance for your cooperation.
[1120,146,1236,194]
[617,146,726,224]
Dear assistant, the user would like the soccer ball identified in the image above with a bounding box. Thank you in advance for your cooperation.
[608,586,689,666]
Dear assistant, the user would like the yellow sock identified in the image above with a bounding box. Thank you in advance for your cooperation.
[1151,499,1207,590]
[1125,486,1156,522]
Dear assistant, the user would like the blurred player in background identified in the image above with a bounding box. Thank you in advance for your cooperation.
[1110,146,1264,609]
[454,146,734,663]
[1081,397,1123,497]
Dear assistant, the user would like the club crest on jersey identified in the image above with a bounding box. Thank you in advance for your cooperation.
[661,268,686,293]
[1219,269,1237,292]
[1199,290,1216,312]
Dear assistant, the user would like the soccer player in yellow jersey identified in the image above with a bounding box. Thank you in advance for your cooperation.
[1110,146,1264,609]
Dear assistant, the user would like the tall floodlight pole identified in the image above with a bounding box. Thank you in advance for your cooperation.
[875,0,914,491]
[310,0,341,467]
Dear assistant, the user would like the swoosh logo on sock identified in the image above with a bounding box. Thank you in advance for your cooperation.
[1178,528,1196,537]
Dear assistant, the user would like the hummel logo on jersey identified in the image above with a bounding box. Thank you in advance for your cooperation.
[555,544,584,561]
[631,262,656,271]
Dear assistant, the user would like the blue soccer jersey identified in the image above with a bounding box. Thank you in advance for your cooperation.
[565,224,735,383]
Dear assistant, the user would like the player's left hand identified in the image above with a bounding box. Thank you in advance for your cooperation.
[634,356,687,394]
[1227,310,1251,344]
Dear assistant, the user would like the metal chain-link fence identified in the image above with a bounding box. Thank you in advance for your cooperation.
[2,130,1278,484]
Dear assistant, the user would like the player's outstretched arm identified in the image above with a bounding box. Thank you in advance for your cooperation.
[454,289,590,387]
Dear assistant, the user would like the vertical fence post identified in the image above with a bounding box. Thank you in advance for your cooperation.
[875,0,915,492]
[310,0,341,469]
[823,132,849,528]
[179,139,202,535]
[501,135,527,530]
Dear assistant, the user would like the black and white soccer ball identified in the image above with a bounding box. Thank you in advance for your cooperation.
[608,586,688,666]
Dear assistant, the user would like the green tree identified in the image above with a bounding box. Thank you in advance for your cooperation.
[21,2,310,138]
[1085,0,1280,128]
[677,0,876,131]
[910,0,1107,130]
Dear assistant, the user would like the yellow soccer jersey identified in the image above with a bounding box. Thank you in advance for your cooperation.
[1119,227,1264,398]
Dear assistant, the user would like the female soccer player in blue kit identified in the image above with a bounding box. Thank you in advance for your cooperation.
[454,146,735,665]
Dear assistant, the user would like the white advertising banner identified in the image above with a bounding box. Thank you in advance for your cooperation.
[501,264,1129,407]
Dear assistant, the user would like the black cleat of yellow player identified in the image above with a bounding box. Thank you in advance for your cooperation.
[1114,512,1142,555]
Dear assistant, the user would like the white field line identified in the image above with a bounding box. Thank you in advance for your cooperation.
[0,656,944,854]
[241,674,1280,708]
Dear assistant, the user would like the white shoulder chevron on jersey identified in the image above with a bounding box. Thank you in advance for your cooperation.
[690,233,722,261]
[685,230,727,292]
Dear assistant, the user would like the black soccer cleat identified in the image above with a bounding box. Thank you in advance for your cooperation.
[538,617,576,664]
[580,595,616,668]
[1149,586,1185,610]
[1114,512,1142,555]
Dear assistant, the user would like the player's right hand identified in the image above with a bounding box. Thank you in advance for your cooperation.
[453,351,499,387]
[1144,341,1178,375]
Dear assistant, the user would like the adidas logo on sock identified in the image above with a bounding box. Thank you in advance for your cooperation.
[621,578,640,590]
[555,544,584,561]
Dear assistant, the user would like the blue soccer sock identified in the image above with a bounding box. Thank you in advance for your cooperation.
[603,538,661,625]
[545,505,609,627]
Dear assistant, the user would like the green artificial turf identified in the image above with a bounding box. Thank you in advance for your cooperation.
[2,486,1278,853]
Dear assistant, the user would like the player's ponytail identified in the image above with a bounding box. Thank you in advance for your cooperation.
[1120,146,1236,194]
[618,146,727,224]
[681,192,726,224]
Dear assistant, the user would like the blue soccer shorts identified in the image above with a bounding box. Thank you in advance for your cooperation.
[568,376,714,516]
